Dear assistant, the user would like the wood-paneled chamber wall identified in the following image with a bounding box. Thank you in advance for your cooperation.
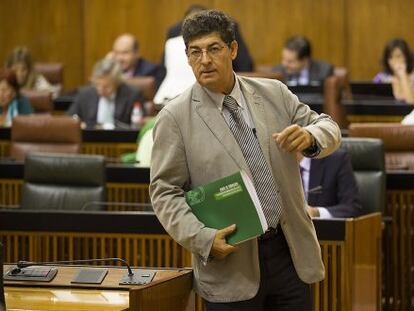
[1,0,413,90]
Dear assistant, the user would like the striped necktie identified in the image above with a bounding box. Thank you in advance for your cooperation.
[223,95,282,228]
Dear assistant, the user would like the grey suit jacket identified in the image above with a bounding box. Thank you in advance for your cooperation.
[150,76,341,302]
[67,83,144,127]
[273,59,334,86]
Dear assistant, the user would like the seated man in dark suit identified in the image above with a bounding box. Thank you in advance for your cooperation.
[273,36,334,86]
[110,33,166,90]
[67,58,145,128]
[298,149,362,218]
[165,4,254,72]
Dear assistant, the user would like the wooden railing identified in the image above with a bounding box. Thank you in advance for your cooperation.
[81,143,137,158]
[383,190,414,311]
[1,231,191,268]
[313,214,382,311]
[0,180,150,207]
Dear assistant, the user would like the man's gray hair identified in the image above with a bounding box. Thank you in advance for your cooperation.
[92,58,123,81]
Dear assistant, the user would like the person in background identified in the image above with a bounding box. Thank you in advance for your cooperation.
[298,149,362,218]
[108,33,166,90]
[165,4,254,72]
[0,69,33,127]
[5,47,60,98]
[373,38,414,104]
[153,35,196,104]
[121,117,156,166]
[273,36,334,86]
[67,58,145,129]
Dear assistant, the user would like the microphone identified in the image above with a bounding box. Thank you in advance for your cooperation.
[12,258,133,276]
[7,257,153,285]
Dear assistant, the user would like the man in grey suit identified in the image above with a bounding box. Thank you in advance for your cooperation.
[67,58,145,128]
[150,10,341,310]
[273,36,334,86]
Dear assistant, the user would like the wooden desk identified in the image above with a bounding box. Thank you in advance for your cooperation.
[343,99,411,123]
[0,127,138,159]
[313,213,382,311]
[4,265,193,311]
[0,161,151,207]
[0,210,192,268]
[291,98,409,123]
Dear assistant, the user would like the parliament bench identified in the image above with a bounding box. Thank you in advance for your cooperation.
[349,123,414,170]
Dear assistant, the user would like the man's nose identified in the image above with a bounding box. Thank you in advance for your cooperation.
[200,50,212,64]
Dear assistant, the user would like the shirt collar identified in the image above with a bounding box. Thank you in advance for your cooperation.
[300,157,311,171]
[100,92,116,102]
[202,73,243,111]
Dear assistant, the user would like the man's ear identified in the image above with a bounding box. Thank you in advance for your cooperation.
[229,40,238,61]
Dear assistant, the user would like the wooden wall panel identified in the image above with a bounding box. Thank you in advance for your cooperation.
[0,0,413,88]
[214,0,345,68]
[0,0,83,90]
[83,0,213,81]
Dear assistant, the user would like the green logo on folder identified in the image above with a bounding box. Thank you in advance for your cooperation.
[186,187,205,205]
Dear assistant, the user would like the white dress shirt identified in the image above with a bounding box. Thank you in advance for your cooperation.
[97,93,116,128]
[299,157,332,218]
[203,74,255,129]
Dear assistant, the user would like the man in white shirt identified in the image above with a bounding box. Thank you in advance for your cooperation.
[67,58,145,128]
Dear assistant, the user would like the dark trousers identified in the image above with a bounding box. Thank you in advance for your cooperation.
[205,228,312,311]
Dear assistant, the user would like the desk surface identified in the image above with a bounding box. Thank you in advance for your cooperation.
[0,161,150,183]
[0,127,139,143]
[0,160,409,186]
[4,265,192,311]
[6,286,129,311]
[297,98,410,116]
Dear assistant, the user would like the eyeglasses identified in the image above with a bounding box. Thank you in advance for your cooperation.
[187,45,227,62]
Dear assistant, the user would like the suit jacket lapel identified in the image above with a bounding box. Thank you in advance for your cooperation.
[308,60,320,83]
[90,89,99,123]
[309,158,324,190]
[238,77,272,168]
[193,83,250,174]
[114,85,126,122]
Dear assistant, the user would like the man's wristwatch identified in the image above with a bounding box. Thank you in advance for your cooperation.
[302,133,321,158]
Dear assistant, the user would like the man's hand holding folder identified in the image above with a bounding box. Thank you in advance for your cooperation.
[210,224,240,260]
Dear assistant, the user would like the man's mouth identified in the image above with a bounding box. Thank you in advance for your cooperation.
[201,69,215,74]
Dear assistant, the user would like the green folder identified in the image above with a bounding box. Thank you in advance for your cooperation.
[185,171,268,245]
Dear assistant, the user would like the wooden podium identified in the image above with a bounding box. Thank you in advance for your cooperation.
[3,265,194,311]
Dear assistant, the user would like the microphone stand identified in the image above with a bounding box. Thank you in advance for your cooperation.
[13,258,134,276]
